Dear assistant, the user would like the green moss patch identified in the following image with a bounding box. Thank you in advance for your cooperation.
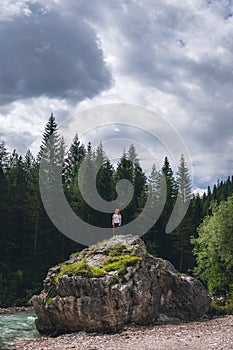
[45,297,53,306]
[108,243,127,257]
[54,247,142,284]
[55,260,107,282]
[105,255,142,277]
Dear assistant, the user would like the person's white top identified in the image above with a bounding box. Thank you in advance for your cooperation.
[112,213,121,224]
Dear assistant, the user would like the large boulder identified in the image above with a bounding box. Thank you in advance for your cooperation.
[32,234,210,335]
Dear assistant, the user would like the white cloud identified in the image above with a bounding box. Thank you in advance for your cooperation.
[193,187,207,197]
[0,0,32,22]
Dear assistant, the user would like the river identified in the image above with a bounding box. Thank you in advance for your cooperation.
[0,311,40,349]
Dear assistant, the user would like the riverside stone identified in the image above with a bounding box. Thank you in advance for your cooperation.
[32,234,210,335]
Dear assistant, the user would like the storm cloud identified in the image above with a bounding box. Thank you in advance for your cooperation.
[0,2,112,104]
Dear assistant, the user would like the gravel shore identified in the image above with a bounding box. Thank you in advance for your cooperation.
[0,307,33,315]
[11,315,233,350]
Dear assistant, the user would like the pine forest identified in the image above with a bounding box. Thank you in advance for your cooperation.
[0,113,233,310]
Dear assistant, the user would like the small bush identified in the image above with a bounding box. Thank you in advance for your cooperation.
[208,295,233,315]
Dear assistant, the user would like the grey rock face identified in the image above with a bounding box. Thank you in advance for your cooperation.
[32,234,210,335]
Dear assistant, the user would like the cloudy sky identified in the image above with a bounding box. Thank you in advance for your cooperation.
[0,0,233,192]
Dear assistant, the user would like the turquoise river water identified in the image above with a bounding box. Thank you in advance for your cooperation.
[0,311,40,349]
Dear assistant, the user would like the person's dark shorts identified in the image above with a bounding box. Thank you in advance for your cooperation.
[113,223,120,227]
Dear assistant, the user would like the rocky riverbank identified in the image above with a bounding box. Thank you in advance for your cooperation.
[12,315,233,350]
[0,306,33,315]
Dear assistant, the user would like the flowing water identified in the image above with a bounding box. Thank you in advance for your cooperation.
[0,311,40,349]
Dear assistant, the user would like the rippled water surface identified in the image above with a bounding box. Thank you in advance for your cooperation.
[0,311,40,349]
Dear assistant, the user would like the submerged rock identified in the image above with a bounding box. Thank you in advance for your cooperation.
[32,234,210,335]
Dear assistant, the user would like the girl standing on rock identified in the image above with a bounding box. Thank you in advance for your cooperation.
[112,208,122,229]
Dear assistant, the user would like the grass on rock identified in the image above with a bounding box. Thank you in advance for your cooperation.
[55,260,107,282]
[55,243,142,284]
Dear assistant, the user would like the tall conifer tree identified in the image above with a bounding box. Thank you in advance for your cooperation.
[173,154,193,271]
[154,157,177,261]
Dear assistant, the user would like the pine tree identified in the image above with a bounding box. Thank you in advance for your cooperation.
[63,133,85,187]
[0,140,9,171]
[148,164,158,200]
[127,144,139,165]
[95,144,114,201]
[36,113,72,276]
[132,163,147,214]
[127,144,147,210]
[94,144,115,227]
[115,145,147,225]
[95,142,106,168]
[176,154,192,204]
[59,136,66,166]
[191,193,204,236]
[115,151,133,182]
[162,156,177,207]
[22,152,42,277]
[144,164,159,255]
[72,141,95,224]
[154,157,177,261]
[24,150,36,182]
[172,155,193,271]
[38,112,62,204]
[37,113,58,161]
[115,151,134,223]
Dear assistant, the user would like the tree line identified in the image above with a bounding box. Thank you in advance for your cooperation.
[0,113,232,306]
